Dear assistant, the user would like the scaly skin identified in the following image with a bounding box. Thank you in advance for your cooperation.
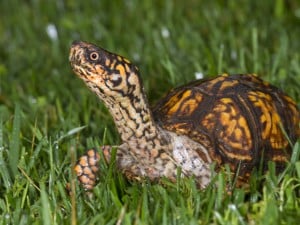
[69,41,299,191]
[69,41,212,190]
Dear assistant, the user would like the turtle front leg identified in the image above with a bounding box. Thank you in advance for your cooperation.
[74,145,111,191]
[74,144,158,190]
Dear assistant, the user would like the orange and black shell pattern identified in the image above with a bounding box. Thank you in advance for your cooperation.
[153,74,300,176]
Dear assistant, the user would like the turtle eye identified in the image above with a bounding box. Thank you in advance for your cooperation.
[89,52,99,61]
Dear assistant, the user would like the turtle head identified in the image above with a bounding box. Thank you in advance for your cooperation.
[69,41,142,102]
[69,41,159,147]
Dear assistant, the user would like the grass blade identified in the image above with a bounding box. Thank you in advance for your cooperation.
[0,116,12,188]
[40,183,52,225]
[9,104,21,178]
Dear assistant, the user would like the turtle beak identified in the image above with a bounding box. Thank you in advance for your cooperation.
[69,42,82,65]
[69,41,91,65]
[69,47,75,63]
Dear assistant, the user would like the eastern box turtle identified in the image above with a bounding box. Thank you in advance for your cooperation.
[69,41,300,190]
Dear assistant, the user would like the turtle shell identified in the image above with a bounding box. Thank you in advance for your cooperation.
[153,74,300,176]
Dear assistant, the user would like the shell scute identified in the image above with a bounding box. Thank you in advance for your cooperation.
[154,74,300,174]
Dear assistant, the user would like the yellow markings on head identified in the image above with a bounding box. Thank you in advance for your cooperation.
[115,55,131,64]
[116,63,126,76]
[124,63,131,73]
[110,59,116,68]
[123,58,131,64]
[105,58,111,67]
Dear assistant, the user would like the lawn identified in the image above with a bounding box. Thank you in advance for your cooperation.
[0,0,300,224]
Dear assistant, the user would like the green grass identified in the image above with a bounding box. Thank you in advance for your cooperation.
[0,0,300,224]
